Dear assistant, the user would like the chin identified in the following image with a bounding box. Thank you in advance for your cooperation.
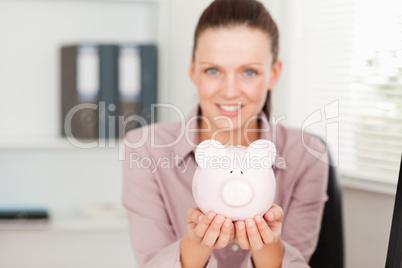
[214,118,244,131]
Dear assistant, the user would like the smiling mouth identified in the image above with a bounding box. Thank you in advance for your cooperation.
[218,104,243,112]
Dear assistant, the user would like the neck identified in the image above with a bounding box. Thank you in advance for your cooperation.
[198,117,260,147]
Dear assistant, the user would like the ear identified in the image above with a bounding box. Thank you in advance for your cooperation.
[189,57,196,84]
[195,139,226,168]
[246,139,276,167]
[267,59,282,90]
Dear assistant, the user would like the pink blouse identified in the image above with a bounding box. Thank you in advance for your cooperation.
[122,104,329,268]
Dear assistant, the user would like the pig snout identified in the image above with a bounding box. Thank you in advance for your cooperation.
[222,180,253,207]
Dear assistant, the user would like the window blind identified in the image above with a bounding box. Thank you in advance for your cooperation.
[278,0,402,183]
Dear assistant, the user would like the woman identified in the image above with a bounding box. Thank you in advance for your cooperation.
[123,0,329,267]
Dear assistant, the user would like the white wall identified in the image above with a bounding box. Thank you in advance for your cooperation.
[0,1,159,267]
[0,229,136,268]
[0,0,159,212]
[0,147,122,212]
[162,0,212,121]
[0,1,158,138]
[0,0,159,215]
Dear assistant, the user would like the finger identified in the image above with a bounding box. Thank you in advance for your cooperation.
[254,215,275,244]
[189,208,205,224]
[186,207,201,223]
[271,204,284,222]
[245,218,264,250]
[202,214,225,248]
[193,211,216,243]
[267,220,282,237]
[264,204,284,222]
[235,221,250,250]
[214,218,232,249]
[229,221,235,243]
[186,208,195,223]
[186,208,198,230]
[186,208,204,231]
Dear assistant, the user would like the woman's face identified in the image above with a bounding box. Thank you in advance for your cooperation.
[189,25,282,134]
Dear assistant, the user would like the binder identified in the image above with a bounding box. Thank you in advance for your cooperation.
[140,44,158,125]
[61,45,100,140]
[61,43,158,140]
[117,44,158,136]
[118,45,142,136]
[99,45,119,139]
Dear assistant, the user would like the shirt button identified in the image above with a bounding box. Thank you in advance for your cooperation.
[231,244,239,252]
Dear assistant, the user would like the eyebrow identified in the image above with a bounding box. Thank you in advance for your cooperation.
[199,62,263,67]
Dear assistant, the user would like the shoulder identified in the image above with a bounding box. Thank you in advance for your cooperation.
[274,125,329,205]
[275,124,326,154]
[125,120,184,141]
[274,124,328,171]
[124,120,184,156]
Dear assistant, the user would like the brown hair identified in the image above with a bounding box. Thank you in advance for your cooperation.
[192,0,279,119]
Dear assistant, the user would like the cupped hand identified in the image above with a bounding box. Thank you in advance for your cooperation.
[186,207,235,249]
[234,203,284,251]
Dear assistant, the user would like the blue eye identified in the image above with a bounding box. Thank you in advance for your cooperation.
[244,69,257,77]
[206,68,219,75]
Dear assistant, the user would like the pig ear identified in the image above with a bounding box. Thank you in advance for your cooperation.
[246,139,276,167]
[195,139,226,168]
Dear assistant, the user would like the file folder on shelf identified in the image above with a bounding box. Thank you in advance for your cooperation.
[61,43,158,140]
[99,45,119,139]
[118,45,141,136]
[118,44,158,136]
[61,45,100,140]
[140,44,158,125]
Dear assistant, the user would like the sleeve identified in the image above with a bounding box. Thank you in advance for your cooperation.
[280,136,329,268]
[122,133,219,268]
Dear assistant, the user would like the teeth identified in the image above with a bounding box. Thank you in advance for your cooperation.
[219,104,241,112]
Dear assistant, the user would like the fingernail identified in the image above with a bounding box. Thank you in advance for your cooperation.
[224,219,231,227]
[255,216,262,223]
[268,212,274,221]
[215,215,224,224]
[208,212,216,220]
[246,219,254,227]
[237,222,244,230]
[198,215,203,222]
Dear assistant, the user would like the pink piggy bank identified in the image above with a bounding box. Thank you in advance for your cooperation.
[192,139,276,221]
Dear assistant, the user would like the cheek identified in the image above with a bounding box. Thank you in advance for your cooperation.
[244,78,268,102]
[197,76,219,98]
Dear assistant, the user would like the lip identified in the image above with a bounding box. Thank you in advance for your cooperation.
[216,104,243,117]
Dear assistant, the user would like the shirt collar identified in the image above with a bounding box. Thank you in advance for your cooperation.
[173,104,275,164]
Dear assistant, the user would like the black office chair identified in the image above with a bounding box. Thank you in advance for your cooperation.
[309,151,345,268]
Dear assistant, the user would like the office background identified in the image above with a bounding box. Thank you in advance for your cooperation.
[0,0,400,267]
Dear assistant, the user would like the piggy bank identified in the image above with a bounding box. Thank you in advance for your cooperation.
[192,139,276,221]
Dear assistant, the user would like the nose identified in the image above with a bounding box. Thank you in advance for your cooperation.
[219,74,241,99]
[222,180,253,207]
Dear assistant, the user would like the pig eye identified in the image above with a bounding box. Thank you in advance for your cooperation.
[230,171,233,173]
[240,171,243,174]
